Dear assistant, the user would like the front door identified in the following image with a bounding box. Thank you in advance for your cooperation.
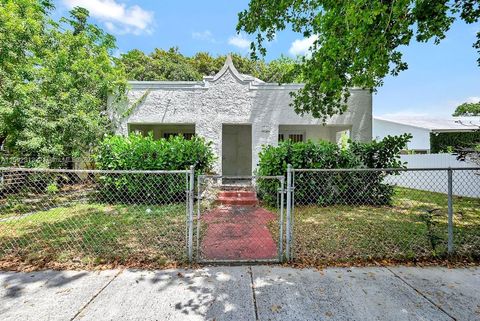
[222,124,252,176]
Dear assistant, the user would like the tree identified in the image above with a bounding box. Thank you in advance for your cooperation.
[261,55,303,83]
[453,101,480,116]
[0,1,126,161]
[0,0,53,150]
[117,49,154,81]
[148,47,202,81]
[237,0,480,121]
[119,47,201,81]
[119,49,302,83]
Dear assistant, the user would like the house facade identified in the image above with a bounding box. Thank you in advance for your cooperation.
[113,56,372,175]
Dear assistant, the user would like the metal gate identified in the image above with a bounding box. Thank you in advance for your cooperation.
[194,175,285,263]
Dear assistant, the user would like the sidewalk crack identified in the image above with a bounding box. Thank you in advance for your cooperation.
[384,266,456,321]
[248,266,259,321]
[70,269,123,321]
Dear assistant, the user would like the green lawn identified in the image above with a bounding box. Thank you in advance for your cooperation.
[291,187,480,265]
[0,202,187,269]
[1,186,478,270]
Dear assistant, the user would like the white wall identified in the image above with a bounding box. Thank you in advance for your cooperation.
[384,154,480,197]
[374,119,431,151]
[400,154,475,169]
[113,59,372,174]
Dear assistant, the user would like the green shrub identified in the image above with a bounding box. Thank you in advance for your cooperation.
[256,134,411,205]
[46,182,59,194]
[94,133,215,203]
[430,131,480,153]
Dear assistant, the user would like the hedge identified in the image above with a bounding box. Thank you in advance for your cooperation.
[256,134,411,206]
[430,131,480,153]
[94,133,215,203]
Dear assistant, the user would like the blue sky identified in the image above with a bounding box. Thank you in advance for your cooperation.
[55,0,480,117]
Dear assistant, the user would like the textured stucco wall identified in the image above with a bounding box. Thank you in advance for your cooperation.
[113,59,372,174]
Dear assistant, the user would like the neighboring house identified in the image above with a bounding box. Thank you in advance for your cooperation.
[374,116,480,153]
[112,56,372,175]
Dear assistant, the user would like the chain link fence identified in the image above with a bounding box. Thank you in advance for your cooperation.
[0,154,95,170]
[0,167,193,269]
[287,167,480,264]
[1,164,479,269]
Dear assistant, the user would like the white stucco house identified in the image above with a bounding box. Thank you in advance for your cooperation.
[112,56,372,175]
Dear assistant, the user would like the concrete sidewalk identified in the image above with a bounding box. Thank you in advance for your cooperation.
[0,266,478,321]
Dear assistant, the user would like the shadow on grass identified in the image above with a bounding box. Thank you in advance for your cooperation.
[0,202,188,269]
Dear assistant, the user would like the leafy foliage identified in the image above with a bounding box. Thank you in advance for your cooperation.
[0,1,126,160]
[95,133,215,172]
[119,49,304,83]
[94,133,215,202]
[430,131,480,153]
[453,101,480,116]
[237,0,480,121]
[257,134,411,205]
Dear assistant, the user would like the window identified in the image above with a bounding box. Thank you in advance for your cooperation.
[278,132,304,143]
[289,134,304,143]
[163,133,195,140]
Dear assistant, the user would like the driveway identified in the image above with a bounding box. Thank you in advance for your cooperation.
[0,266,478,321]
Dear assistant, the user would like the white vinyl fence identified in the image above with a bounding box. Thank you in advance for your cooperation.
[400,154,475,169]
[385,154,480,197]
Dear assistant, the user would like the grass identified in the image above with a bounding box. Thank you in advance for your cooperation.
[291,187,480,265]
[0,202,187,270]
[0,185,478,270]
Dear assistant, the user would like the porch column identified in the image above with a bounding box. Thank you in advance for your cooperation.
[252,122,278,174]
[195,119,222,174]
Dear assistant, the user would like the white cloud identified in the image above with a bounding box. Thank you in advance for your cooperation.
[289,35,318,56]
[192,30,216,43]
[228,34,250,50]
[63,0,154,35]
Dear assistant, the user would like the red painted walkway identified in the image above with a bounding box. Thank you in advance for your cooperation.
[200,205,278,261]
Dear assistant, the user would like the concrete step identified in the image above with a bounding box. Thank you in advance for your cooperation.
[217,196,259,206]
[220,184,254,191]
[217,189,259,206]
[218,191,256,198]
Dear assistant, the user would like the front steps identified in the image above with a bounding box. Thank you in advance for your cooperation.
[217,190,258,206]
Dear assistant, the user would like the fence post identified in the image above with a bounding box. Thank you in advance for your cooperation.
[286,164,292,261]
[447,167,454,255]
[278,176,285,262]
[188,166,195,262]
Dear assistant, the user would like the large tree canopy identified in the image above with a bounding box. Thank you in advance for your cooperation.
[0,0,126,159]
[237,0,480,121]
[118,48,304,83]
[453,101,480,116]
